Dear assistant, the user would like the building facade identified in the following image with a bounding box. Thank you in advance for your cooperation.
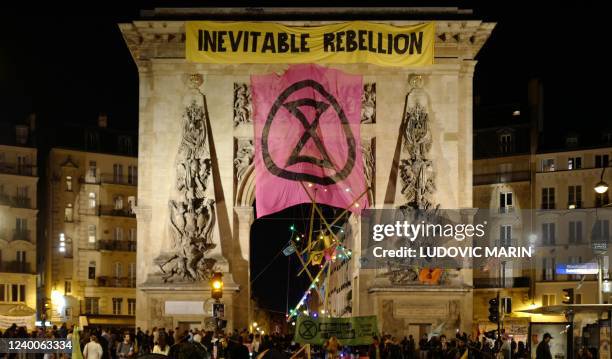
[472,110,612,338]
[0,123,38,329]
[43,118,138,328]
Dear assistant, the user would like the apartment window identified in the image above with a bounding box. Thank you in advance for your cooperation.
[88,192,96,208]
[87,161,97,180]
[542,159,555,172]
[88,225,96,243]
[568,185,582,208]
[65,176,73,191]
[500,225,512,247]
[543,257,555,281]
[65,307,72,319]
[569,221,583,244]
[11,284,25,302]
[115,262,123,279]
[129,262,136,287]
[16,251,26,273]
[542,187,555,209]
[85,297,99,314]
[113,164,124,183]
[499,133,514,154]
[118,136,133,155]
[112,298,123,315]
[595,154,610,168]
[114,227,123,241]
[128,166,137,185]
[64,204,73,222]
[16,218,27,232]
[59,233,66,253]
[594,220,610,241]
[596,191,610,207]
[0,284,4,302]
[575,293,582,304]
[128,299,136,315]
[499,192,513,213]
[568,157,582,170]
[88,261,96,280]
[566,136,579,147]
[15,126,28,145]
[128,196,137,214]
[129,228,137,242]
[542,294,556,306]
[16,185,28,199]
[64,281,71,295]
[114,195,124,210]
[542,223,556,245]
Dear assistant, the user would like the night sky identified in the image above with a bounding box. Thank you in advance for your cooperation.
[0,3,604,313]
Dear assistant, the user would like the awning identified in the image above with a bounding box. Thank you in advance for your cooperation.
[84,315,135,327]
[518,304,612,315]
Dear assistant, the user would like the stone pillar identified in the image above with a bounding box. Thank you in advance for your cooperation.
[234,205,254,330]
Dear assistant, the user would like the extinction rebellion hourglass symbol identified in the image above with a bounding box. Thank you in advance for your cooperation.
[261,79,357,185]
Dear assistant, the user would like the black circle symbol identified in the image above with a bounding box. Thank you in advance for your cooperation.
[298,319,318,339]
[261,79,357,185]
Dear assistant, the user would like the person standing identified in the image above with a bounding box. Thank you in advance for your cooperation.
[84,335,104,359]
[418,335,428,359]
[116,333,134,359]
[369,336,381,359]
[153,333,170,356]
[536,333,553,359]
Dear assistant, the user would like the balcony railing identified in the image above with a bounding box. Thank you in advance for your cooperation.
[0,195,33,209]
[473,276,530,289]
[498,206,515,214]
[96,276,136,288]
[0,261,34,274]
[13,229,31,242]
[96,240,137,252]
[99,206,136,218]
[100,174,138,186]
[12,196,32,209]
[0,163,37,176]
[473,170,531,186]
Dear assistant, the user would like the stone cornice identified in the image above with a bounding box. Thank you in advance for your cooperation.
[119,20,495,66]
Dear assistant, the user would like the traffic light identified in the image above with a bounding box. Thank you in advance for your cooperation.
[562,288,574,304]
[211,272,223,300]
[488,297,499,324]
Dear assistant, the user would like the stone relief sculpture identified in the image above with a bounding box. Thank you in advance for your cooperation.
[398,76,437,212]
[158,75,217,282]
[382,75,442,286]
[234,139,254,184]
[361,83,376,123]
[233,83,252,127]
[361,141,375,204]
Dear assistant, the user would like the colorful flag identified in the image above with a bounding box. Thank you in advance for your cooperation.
[252,64,368,217]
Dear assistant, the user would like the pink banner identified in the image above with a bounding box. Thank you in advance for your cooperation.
[252,64,368,218]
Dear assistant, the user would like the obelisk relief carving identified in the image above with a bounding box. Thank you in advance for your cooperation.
[233,83,252,127]
[361,83,376,123]
[398,75,438,211]
[155,74,224,283]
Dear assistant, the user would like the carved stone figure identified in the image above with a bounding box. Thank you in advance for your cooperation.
[361,83,376,123]
[159,95,217,282]
[361,141,375,203]
[234,139,254,184]
[398,94,437,211]
[233,83,252,127]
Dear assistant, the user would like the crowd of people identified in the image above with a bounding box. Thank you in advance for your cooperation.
[0,323,562,359]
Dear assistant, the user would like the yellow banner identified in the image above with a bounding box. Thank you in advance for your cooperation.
[186,21,434,67]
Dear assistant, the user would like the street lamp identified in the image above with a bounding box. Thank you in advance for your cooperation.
[594,163,610,194]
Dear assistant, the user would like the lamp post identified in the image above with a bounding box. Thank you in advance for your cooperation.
[593,161,611,303]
